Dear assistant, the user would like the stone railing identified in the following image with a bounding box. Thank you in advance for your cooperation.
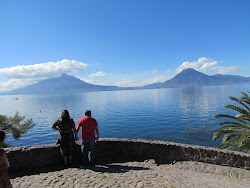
[5,138,250,173]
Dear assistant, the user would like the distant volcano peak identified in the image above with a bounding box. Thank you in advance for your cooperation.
[1,69,249,95]
[179,68,204,74]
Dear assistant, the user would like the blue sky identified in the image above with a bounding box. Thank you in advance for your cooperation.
[0,0,249,91]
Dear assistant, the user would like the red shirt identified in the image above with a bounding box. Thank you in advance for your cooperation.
[77,116,98,140]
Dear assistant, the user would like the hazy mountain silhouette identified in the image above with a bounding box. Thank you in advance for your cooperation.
[143,68,250,89]
[1,73,123,95]
[1,69,249,95]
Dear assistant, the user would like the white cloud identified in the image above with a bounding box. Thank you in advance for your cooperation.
[0,59,87,92]
[200,61,219,71]
[89,71,107,77]
[89,71,112,77]
[217,66,239,74]
[176,57,239,74]
[0,59,87,79]
[0,78,40,92]
[166,69,171,73]
[153,70,157,74]
[114,80,135,87]
[77,76,109,86]
[114,76,166,87]
[78,77,94,84]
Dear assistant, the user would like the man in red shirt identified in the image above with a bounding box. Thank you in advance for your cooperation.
[76,110,99,166]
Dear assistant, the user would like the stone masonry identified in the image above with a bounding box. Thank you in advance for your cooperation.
[5,138,250,174]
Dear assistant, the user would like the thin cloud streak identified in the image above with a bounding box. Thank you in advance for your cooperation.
[153,70,157,74]
[217,66,240,74]
[89,71,111,78]
[113,76,166,87]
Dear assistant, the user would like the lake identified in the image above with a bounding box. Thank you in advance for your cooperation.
[1,84,249,148]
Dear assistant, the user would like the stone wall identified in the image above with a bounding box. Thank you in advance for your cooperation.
[5,138,250,173]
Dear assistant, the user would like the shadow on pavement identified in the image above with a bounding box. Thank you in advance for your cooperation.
[9,162,81,179]
[9,162,151,179]
[88,164,150,173]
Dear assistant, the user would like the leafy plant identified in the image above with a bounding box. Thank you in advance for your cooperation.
[213,91,250,153]
[0,112,35,147]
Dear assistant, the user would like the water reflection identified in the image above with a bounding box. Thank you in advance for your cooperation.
[177,87,211,116]
[0,84,249,147]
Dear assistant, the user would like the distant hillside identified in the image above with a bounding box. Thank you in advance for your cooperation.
[143,68,250,88]
[212,74,250,85]
[1,73,123,95]
[1,69,250,95]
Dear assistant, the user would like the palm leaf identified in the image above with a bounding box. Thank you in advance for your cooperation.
[218,137,238,149]
[240,98,250,106]
[215,114,238,120]
[225,105,249,115]
[215,114,248,124]
[218,121,249,128]
[229,96,250,111]
[222,133,237,143]
[213,91,250,153]
[236,135,249,147]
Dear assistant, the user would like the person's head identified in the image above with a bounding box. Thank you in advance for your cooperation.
[85,110,91,117]
[0,130,6,146]
[61,110,70,122]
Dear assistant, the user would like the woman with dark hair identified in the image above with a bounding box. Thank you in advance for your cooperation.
[52,110,78,166]
[0,130,12,187]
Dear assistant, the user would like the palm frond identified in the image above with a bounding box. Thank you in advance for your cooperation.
[213,91,250,153]
[218,121,250,128]
[236,115,250,122]
[240,91,249,98]
[218,137,238,149]
[222,133,237,143]
[239,141,250,153]
[215,114,248,124]
[215,114,238,119]
[225,105,249,115]
[240,98,250,106]
[229,97,250,111]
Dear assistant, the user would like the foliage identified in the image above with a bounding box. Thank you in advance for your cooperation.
[213,91,250,153]
[0,112,35,147]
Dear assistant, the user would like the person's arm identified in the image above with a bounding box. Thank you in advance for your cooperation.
[51,121,60,131]
[73,127,78,141]
[71,120,78,141]
[76,124,80,135]
[94,126,99,141]
[51,126,60,131]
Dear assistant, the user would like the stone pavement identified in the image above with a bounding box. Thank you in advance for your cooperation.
[10,160,250,188]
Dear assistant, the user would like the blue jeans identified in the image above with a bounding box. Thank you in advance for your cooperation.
[81,138,95,165]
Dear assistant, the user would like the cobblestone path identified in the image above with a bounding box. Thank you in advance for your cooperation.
[10,160,250,188]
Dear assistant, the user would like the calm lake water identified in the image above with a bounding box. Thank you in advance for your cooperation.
[1,84,249,148]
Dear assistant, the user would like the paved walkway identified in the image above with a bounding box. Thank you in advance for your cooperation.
[10,160,250,188]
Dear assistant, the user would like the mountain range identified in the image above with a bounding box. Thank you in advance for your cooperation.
[143,68,250,89]
[1,69,250,95]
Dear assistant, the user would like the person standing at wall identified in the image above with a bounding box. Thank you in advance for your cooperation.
[76,110,99,167]
[0,130,12,187]
[52,110,78,166]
